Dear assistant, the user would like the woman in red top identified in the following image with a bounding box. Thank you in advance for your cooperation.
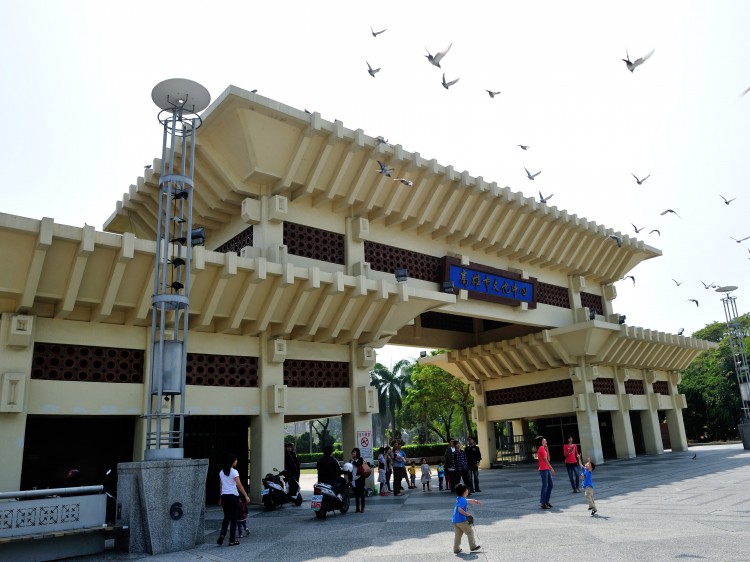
[563,436,580,492]
[537,436,555,509]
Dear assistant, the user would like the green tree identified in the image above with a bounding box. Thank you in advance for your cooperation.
[370,359,413,443]
[400,359,474,443]
[679,315,750,440]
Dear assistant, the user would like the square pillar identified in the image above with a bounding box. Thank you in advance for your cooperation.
[576,410,604,465]
[610,410,636,459]
[664,408,688,451]
[640,409,664,455]
[342,343,375,483]
[475,421,496,469]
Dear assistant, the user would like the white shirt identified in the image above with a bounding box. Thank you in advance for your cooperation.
[219,467,239,495]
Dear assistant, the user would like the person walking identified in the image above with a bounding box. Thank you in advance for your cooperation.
[536,436,555,509]
[391,440,407,496]
[451,483,482,554]
[217,453,249,547]
[465,436,482,492]
[350,447,367,513]
[563,436,580,493]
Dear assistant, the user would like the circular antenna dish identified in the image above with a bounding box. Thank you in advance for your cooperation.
[715,285,738,293]
[151,79,210,112]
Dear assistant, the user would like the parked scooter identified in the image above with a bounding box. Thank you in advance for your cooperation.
[310,462,352,519]
[261,468,303,511]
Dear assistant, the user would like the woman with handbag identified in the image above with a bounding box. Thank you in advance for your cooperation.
[350,447,369,513]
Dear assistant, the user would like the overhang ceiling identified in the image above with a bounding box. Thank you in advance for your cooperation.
[425,321,717,382]
[0,213,454,345]
[104,86,661,285]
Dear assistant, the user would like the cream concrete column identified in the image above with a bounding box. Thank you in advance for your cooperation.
[471,382,495,468]
[641,371,664,455]
[611,367,636,459]
[249,334,286,503]
[665,372,688,451]
[0,313,36,492]
[571,363,604,465]
[345,217,368,276]
[342,343,375,486]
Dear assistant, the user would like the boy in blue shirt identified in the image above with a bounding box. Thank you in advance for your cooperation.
[577,454,597,515]
[451,483,482,553]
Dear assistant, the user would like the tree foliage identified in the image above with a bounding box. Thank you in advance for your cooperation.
[679,314,750,440]
[370,360,413,443]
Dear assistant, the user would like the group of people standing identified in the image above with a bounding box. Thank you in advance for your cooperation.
[443,437,482,493]
[537,435,597,514]
[376,441,408,495]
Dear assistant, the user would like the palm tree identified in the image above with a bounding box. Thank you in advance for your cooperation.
[370,359,413,444]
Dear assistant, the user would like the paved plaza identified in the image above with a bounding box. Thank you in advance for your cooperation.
[73,443,750,562]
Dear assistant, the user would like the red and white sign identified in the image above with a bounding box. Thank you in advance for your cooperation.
[357,430,373,460]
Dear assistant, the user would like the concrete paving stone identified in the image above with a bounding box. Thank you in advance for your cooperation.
[65,443,750,561]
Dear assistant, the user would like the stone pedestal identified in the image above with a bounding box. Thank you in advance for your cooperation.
[738,422,750,450]
[116,458,208,555]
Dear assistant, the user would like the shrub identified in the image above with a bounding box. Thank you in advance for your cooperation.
[402,443,449,458]
[297,450,343,463]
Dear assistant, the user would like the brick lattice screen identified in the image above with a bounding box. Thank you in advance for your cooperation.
[652,381,670,395]
[284,359,350,388]
[485,379,574,406]
[364,241,442,282]
[592,378,616,394]
[580,292,604,315]
[215,226,253,255]
[31,343,144,383]
[284,222,345,265]
[186,354,258,387]
[624,379,645,395]
[536,282,571,308]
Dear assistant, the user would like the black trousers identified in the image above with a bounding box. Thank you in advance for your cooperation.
[220,494,239,541]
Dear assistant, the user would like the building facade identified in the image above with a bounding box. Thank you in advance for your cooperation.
[0,86,714,500]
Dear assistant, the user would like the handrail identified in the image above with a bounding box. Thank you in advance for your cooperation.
[0,485,104,500]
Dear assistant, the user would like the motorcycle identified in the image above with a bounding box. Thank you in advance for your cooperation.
[261,468,303,511]
[310,478,350,519]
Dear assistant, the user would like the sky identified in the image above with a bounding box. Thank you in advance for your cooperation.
[2,1,749,366]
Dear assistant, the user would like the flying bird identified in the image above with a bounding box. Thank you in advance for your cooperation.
[623,275,635,285]
[740,86,750,97]
[376,160,393,177]
[623,48,655,72]
[678,328,685,336]
[700,280,716,289]
[396,178,413,186]
[370,26,386,37]
[426,43,453,68]
[631,173,650,185]
[366,62,380,77]
[525,167,541,180]
[672,279,683,286]
[609,234,622,248]
[518,145,530,150]
[649,229,660,236]
[486,90,501,98]
[730,235,750,243]
[660,209,681,218]
[539,191,554,204]
[687,299,699,307]
[631,224,645,234]
[720,195,735,205]
[144,164,152,169]
[442,73,460,89]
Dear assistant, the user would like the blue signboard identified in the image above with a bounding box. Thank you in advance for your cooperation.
[442,257,537,308]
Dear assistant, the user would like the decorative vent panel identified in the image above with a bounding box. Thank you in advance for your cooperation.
[364,241,442,282]
[215,226,253,255]
[580,292,604,315]
[593,378,616,394]
[485,379,574,406]
[652,381,670,395]
[284,360,350,388]
[186,354,258,387]
[31,343,144,383]
[284,222,345,265]
[536,282,571,309]
[624,379,645,395]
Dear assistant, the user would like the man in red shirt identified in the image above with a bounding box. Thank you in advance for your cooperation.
[563,436,580,492]
[537,436,555,509]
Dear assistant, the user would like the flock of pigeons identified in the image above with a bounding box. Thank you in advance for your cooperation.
[363,27,746,328]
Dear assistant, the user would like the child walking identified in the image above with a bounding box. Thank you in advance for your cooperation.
[237,495,249,537]
[451,483,481,554]
[420,458,432,491]
[437,462,445,491]
[408,461,417,489]
[577,454,597,515]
